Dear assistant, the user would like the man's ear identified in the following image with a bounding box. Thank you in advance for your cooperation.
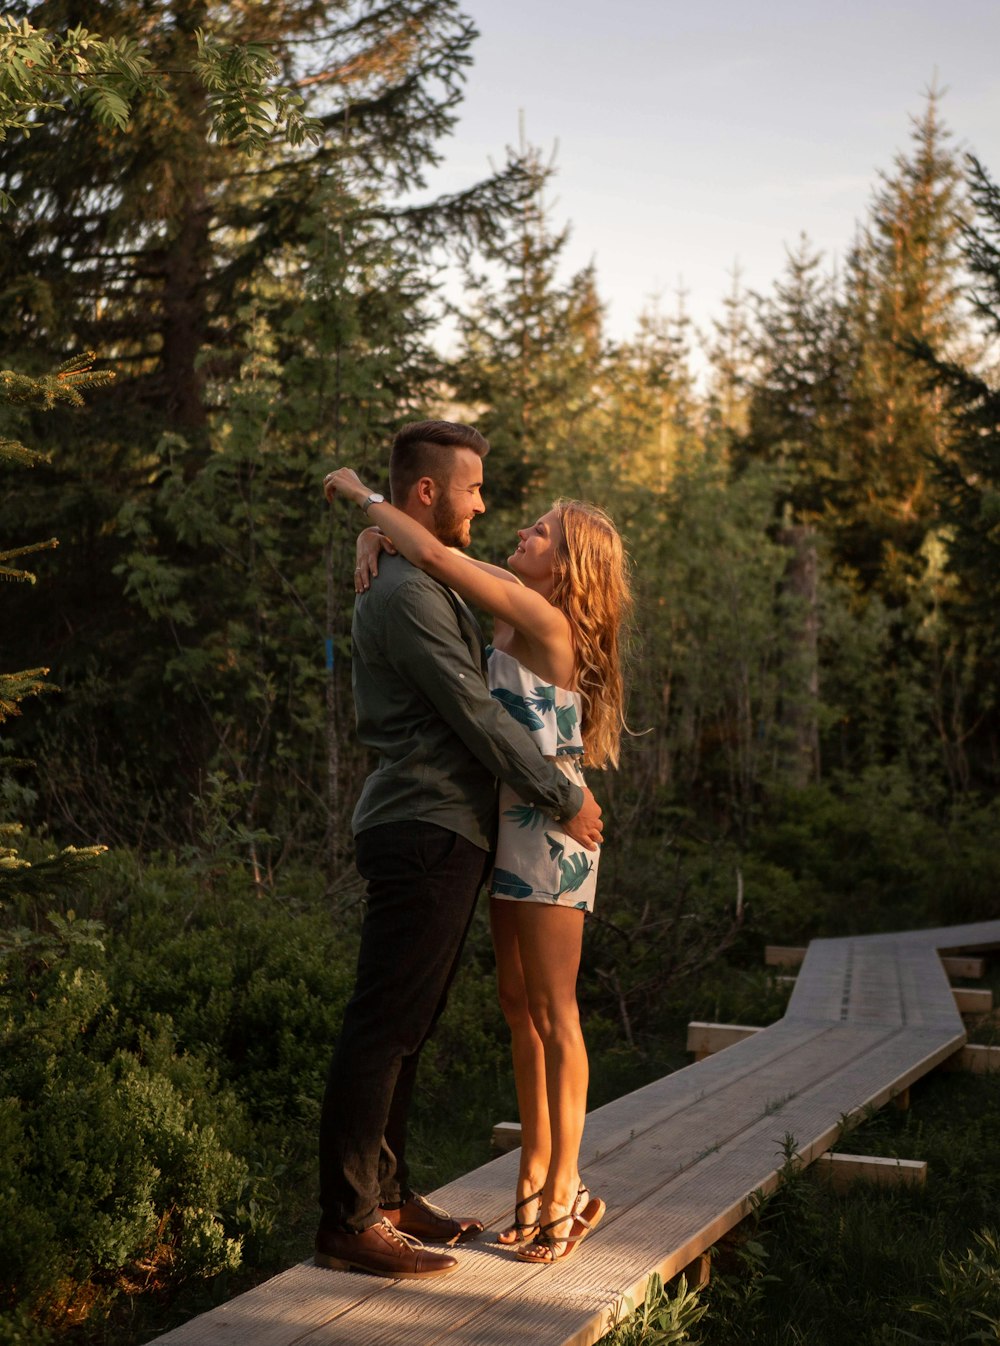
[413,475,437,507]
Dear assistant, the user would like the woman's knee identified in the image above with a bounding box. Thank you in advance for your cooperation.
[525,994,581,1043]
[497,978,532,1029]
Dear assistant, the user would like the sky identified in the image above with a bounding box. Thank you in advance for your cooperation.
[421,0,1000,360]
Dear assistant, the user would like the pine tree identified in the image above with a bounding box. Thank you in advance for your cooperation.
[703,264,755,453]
[921,157,1000,638]
[906,155,1000,787]
[599,292,699,498]
[835,88,967,591]
[448,141,606,534]
[739,235,846,521]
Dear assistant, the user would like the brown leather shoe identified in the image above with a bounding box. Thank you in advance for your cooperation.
[381,1193,484,1245]
[314,1217,458,1278]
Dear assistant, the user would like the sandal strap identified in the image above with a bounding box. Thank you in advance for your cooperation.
[514,1189,543,1216]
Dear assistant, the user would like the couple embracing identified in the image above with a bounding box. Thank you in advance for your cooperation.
[316,420,630,1279]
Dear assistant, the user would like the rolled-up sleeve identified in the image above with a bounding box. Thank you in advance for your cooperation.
[383,583,583,822]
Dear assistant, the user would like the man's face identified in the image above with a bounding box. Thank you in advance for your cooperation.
[430,448,486,547]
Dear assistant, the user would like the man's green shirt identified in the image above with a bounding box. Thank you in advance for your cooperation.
[351,553,584,850]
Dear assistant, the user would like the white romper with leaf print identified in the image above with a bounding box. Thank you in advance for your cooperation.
[487,645,599,912]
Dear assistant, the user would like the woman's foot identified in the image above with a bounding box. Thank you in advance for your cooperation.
[497,1188,542,1245]
[516,1187,605,1265]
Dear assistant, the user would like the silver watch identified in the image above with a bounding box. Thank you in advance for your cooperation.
[361,493,386,513]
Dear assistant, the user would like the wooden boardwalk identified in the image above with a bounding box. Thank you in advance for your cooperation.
[150,919,1000,1346]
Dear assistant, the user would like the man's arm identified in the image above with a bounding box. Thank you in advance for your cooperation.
[384,580,601,849]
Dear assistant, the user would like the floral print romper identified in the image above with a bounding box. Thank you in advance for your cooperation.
[487,646,599,912]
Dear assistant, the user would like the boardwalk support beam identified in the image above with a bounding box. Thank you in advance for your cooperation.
[813,1152,927,1192]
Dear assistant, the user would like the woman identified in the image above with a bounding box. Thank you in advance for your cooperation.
[326,466,631,1264]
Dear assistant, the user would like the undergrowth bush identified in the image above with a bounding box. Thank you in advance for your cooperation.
[0,914,253,1342]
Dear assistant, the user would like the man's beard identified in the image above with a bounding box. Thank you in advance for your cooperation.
[431,494,469,547]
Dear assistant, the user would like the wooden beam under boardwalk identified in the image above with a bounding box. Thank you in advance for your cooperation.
[146,919,1000,1346]
[686,1022,763,1061]
[812,1152,927,1192]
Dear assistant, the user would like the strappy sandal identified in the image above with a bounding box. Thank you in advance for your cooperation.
[497,1189,542,1245]
[516,1194,605,1264]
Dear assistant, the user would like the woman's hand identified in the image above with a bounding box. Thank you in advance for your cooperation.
[355,527,397,594]
[323,466,368,506]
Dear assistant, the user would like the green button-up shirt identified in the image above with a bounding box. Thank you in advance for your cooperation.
[351,553,584,850]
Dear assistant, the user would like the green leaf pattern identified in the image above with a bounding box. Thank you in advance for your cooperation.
[503,803,546,830]
[490,648,595,910]
[528,684,556,714]
[491,868,534,899]
[556,852,594,896]
[555,703,579,743]
[490,687,544,730]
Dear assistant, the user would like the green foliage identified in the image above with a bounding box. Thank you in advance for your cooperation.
[600,1272,708,1346]
[909,1229,1000,1343]
[620,451,793,834]
[0,14,319,164]
[0,356,111,592]
[0,359,109,898]
[0,909,251,1335]
[751,768,1000,934]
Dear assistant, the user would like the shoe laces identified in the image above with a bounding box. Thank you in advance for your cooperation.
[410,1192,452,1221]
[378,1217,427,1253]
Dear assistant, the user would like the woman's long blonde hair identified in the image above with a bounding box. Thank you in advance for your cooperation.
[549,500,632,769]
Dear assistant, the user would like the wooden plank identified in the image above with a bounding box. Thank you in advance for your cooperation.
[954,987,993,1014]
[813,1152,927,1192]
[685,1022,762,1059]
[490,1122,522,1154]
[940,955,986,979]
[764,945,806,969]
[941,1044,1000,1074]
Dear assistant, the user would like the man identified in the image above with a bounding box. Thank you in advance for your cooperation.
[316,421,602,1279]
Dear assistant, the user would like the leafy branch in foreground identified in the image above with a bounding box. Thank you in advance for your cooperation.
[0,355,112,589]
[1,357,110,890]
[0,15,319,191]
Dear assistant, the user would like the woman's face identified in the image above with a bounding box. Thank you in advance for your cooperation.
[508,508,564,586]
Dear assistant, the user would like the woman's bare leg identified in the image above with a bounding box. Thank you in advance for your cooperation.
[491,897,550,1240]
[513,903,588,1233]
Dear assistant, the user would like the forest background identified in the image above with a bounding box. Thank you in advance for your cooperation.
[2,3,1000,1343]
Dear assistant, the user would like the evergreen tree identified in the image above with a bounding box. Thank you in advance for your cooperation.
[448,142,606,535]
[703,264,755,454]
[920,157,1000,642]
[739,235,846,522]
[599,292,699,498]
[835,88,966,591]
[907,156,1000,787]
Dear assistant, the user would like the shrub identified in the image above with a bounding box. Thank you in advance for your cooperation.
[0,916,251,1337]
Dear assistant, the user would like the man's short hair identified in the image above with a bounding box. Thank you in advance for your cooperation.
[389,421,489,505]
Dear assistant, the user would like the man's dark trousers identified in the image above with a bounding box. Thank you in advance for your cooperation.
[318,820,491,1232]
